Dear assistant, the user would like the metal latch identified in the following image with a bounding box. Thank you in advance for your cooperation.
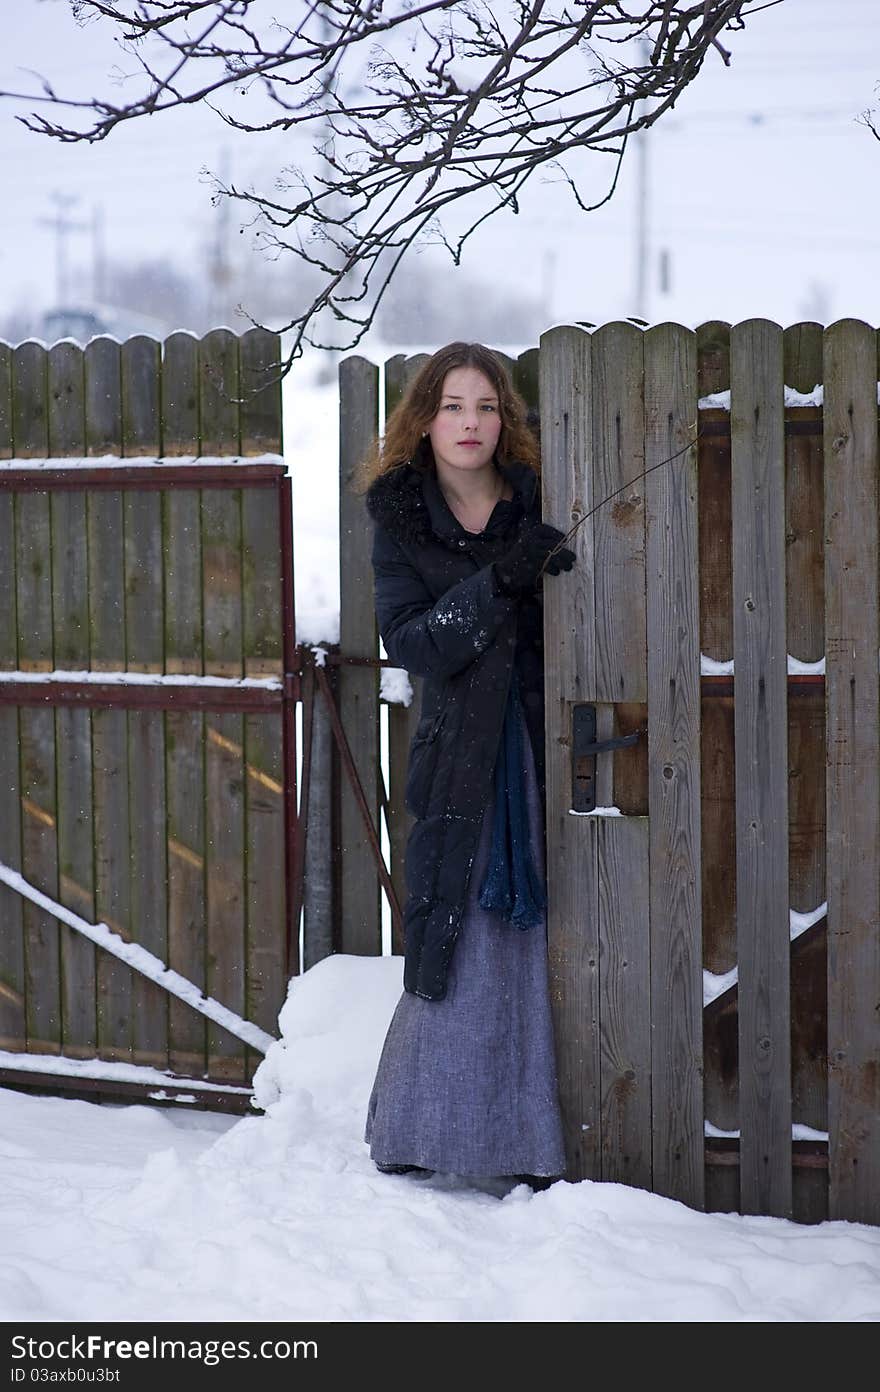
[572,704,645,813]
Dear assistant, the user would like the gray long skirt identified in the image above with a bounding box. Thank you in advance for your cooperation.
[364,703,567,1178]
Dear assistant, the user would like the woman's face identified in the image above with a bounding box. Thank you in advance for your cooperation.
[427,365,503,481]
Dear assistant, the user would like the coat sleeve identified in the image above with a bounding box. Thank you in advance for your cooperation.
[372,524,516,679]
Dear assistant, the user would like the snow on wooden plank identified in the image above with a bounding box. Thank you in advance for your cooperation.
[0,862,275,1055]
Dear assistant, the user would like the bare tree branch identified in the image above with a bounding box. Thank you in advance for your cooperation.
[4,0,786,367]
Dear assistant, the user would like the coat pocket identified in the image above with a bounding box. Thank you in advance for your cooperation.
[404,709,447,819]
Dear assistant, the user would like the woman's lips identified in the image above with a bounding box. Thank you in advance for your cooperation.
[457,440,481,447]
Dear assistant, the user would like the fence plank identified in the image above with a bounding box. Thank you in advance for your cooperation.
[783,322,823,397]
[122,335,160,457]
[539,324,600,1182]
[124,347,168,1071]
[644,322,704,1208]
[162,332,199,455]
[162,333,208,1073]
[0,340,11,455]
[56,697,97,1059]
[166,709,207,1077]
[92,708,132,1060]
[12,341,60,1053]
[0,700,24,1049]
[0,372,22,1042]
[19,706,60,1054]
[823,317,880,1225]
[244,712,285,1077]
[239,327,283,455]
[591,323,646,704]
[242,485,283,678]
[47,342,97,1057]
[199,327,241,456]
[84,336,132,1061]
[696,321,731,398]
[783,324,827,1202]
[589,322,652,1191]
[730,318,791,1218]
[48,341,85,456]
[205,712,247,1081]
[85,338,122,457]
[128,706,168,1069]
[338,356,380,955]
[198,331,247,1076]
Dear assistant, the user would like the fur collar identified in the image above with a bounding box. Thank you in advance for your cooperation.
[365,460,538,546]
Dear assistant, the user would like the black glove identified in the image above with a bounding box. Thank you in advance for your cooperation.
[493,520,576,597]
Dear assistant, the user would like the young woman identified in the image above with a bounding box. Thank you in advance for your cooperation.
[356,342,576,1188]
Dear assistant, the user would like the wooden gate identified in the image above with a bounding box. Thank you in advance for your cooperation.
[0,327,295,1109]
[540,318,879,1227]
[337,321,880,1226]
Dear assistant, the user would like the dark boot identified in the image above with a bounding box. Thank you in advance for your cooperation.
[374,1161,434,1176]
[510,1174,559,1192]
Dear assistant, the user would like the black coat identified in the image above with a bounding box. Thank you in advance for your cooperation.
[365,457,546,1001]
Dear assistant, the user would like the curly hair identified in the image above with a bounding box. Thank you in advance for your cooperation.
[352,342,539,495]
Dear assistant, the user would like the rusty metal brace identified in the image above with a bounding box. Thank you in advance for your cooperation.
[289,646,403,965]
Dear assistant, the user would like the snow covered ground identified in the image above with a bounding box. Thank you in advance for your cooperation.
[2,953,879,1324]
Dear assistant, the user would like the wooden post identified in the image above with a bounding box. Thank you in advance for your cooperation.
[338,356,380,955]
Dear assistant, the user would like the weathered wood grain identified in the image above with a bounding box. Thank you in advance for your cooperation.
[0,700,24,1050]
[239,327,283,455]
[19,706,60,1054]
[242,484,283,678]
[162,332,199,455]
[199,328,240,457]
[644,322,704,1208]
[244,711,285,1078]
[166,709,207,1077]
[823,317,880,1225]
[338,356,381,955]
[47,343,96,1058]
[48,341,85,456]
[92,707,132,1060]
[0,340,11,456]
[205,711,247,1081]
[730,318,791,1218]
[589,321,651,1191]
[85,338,122,457]
[85,335,132,1061]
[540,324,600,1181]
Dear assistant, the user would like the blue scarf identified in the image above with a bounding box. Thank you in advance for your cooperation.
[478,676,546,929]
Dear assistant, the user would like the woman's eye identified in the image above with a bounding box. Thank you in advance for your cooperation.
[481,404,498,412]
[444,403,460,411]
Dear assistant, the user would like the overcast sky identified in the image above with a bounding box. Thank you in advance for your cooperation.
[1,0,879,345]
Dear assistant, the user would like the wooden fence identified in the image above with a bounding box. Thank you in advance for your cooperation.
[329,321,880,1227]
[0,327,293,1106]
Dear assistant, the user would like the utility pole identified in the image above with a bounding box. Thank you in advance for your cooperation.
[208,148,233,325]
[92,204,107,306]
[634,38,651,321]
[39,191,89,307]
